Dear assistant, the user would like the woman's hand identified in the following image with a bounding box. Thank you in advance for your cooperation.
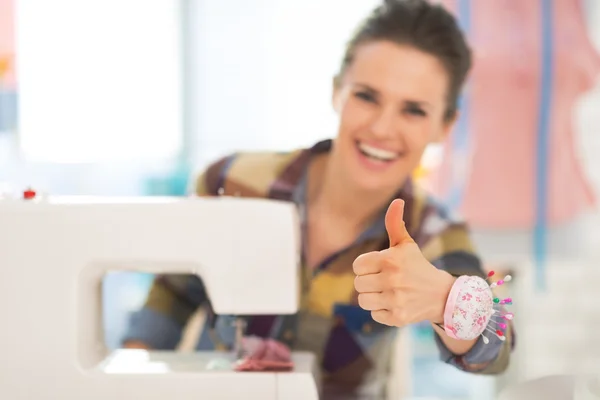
[353,199,455,327]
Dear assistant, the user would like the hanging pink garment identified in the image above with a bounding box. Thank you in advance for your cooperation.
[0,0,16,88]
[430,0,599,230]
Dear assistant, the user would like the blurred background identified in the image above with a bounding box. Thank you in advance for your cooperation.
[1,0,600,399]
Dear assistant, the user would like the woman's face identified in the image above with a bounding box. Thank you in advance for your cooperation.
[331,40,455,192]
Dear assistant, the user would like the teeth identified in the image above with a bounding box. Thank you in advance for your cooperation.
[358,142,399,161]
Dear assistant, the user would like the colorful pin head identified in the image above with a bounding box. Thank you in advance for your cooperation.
[480,271,514,344]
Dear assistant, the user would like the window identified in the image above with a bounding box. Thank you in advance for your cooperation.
[15,0,183,163]
[187,0,380,168]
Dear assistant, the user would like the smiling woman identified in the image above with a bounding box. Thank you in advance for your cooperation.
[329,41,457,194]
[123,1,514,398]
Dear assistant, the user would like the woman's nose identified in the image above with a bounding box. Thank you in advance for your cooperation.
[369,107,397,139]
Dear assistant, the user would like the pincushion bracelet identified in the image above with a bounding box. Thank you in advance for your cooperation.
[436,271,514,344]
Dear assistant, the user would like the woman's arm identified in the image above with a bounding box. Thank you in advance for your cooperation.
[354,199,514,374]
[429,253,514,374]
[122,274,208,349]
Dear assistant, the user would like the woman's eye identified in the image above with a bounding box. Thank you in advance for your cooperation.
[405,107,426,117]
[355,91,376,103]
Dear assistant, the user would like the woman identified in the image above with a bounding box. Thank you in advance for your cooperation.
[123,0,514,397]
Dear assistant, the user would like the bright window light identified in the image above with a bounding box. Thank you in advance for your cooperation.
[188,0,380,168]
[15,0,183,163]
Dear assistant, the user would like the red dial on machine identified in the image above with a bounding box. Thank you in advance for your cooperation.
[23,188,36,200]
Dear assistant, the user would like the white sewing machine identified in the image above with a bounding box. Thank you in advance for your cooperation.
[0,194,319,400]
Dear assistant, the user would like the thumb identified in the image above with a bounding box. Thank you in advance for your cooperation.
[385,199,415,247]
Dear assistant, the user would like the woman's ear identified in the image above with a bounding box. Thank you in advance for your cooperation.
[331,75,342,113]
[434,111,459,143]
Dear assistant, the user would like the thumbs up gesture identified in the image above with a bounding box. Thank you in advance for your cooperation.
[353,199,456,327]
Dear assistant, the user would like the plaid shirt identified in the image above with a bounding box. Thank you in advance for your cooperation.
[124,140,514,399]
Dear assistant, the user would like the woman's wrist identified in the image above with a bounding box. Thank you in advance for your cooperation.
[429,270,456,325]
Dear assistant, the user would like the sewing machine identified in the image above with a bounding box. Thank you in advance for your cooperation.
[0,195,319,399]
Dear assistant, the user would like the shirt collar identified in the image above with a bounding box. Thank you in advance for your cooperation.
[274,138,415,240]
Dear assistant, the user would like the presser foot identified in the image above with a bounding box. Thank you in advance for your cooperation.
[233,317,247,360]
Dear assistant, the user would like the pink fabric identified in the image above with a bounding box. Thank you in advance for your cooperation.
[444,275,494,341]
[0,0,16,88]
[234,336,294,372]
[430,0,599,229]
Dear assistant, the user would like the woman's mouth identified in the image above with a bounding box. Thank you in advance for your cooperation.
[356,141,402,163]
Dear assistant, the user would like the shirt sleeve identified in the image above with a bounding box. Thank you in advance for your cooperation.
[419,212,515,374]
[122,156,233,349]
[122,274,210,349]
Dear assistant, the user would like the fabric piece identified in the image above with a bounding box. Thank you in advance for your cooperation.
[234,336,294,372]
[242,336,292,361]
[234,359,293,372]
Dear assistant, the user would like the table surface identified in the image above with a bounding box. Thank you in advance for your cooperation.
[497,374,600,400]
[499,375,575,400]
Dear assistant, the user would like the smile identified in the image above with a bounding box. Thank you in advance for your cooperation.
[356,141,402,162]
